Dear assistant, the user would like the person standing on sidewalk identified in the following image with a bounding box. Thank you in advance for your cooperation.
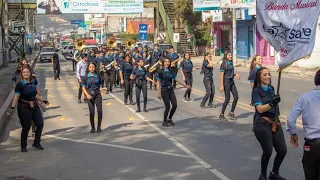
[286,70,320,180]
[10,66,48,152]
[200,53,215,108]
[76,54,88,104]
[52,49,60,80]
[219,50,240,121]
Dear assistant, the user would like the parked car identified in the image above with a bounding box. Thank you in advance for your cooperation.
[40,47,55,63]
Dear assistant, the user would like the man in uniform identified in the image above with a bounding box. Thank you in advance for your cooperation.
[286,70,320,180]
[52,49,60,80]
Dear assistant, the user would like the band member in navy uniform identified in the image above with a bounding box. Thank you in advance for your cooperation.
[167,46,179,89]
[10,66,48,152]
[52,49,60,80]
[252,67,287,180]
[219,50,240,121]
[130,59,155,112]
[200,53,215,108]
[179,52,199,102]
[103,50,115,93]
[287,70,320,180]
[249,55,262,131]
[82,62,103,133]
[120,55,135,105]
[157,58,186,127]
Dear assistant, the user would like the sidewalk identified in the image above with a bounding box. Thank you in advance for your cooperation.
[191,55,318,77]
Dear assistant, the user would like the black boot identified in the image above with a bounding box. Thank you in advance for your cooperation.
[268,172,286,180]
[258,174,267,180]
[136,100,141,112]
[162,120,170,127]
[97,118,102,133]
[90,118,95,133]
[168,119,175,126]
[143,98,148,112]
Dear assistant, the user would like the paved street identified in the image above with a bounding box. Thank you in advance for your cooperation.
[0,54,311,180]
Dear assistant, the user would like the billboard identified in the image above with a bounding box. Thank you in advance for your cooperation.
[36,0,143,14]
[193,0,221,11]
[220,0,256,8]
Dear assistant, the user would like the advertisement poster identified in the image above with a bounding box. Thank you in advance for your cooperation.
[36,0,143,14]
[193,0,221,11]
[220,0,255,8]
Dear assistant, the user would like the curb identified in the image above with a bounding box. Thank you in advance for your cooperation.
[0,52,40,143]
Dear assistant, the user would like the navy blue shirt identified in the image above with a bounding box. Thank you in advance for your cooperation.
[220,61,234,79]
[156,68,176,88]
[179,59,193,77]
[252,85,279,118]
[120,62,134,79]
[131,67,147,83]
[53,53,60,65]
[249,66,260,82]
[154,49,162,59]
[167,53,179,62]
[202,60,213,80]
[81,73,102,96]
[15,79,38,101]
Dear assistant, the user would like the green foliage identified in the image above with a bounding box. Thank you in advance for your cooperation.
[70,34,76,41]
[117,34,154,43]
[193,25,212,46]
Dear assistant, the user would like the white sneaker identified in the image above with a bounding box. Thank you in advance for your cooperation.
[182,97,188,102]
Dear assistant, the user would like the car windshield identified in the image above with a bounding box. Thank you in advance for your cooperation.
[41,48,54,52]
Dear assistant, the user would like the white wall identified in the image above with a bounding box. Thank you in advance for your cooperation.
[294,18,320,68]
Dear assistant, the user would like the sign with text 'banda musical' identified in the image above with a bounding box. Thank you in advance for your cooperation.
[193,0,221,11]
[36,0,143,15]
[257,0,320,69]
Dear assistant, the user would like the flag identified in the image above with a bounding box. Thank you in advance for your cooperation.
[256,0,320,69]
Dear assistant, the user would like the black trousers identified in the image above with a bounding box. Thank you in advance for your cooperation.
[254,117,287,177]
[124,78,134,103]
[184,75,193,98]
[87,93,102,128]
[172,68,178,88]
[136,81,148,110]
[17,102,44,148]
[221,79,239,114]
[148,71,157,89]
[161,87,177,121]
[78,76,84,100]
[72,60,77,71]
[103,69,114,91]
[302,139,320,180]
[201,78,215,106]
[53,64,60,79]
[115,70,120,86]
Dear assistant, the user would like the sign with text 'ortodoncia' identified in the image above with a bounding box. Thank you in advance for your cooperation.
[138,24,148,41]
[36,0,143,14]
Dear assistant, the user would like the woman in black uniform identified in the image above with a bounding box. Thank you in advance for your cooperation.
[130,59,155,112]
[120,55,135,105]
[200,53,215,108]
[252,67,287,180]
[179,52,199,102]
[82,62,103,133]
[157,58,186,127]
[10,66,48,152]
[219,50,240,121]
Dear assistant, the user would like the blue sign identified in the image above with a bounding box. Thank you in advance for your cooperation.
[70,20,84,24]
[138,24,148,41]
[27,34,31,39]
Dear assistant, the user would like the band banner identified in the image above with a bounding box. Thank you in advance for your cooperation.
[256,0,320,69]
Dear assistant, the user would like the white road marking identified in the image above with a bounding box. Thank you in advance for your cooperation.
[45,134,192,159]
[110,94,231,180]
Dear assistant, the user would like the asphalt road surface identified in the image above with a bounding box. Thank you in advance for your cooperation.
[0,54,312,180]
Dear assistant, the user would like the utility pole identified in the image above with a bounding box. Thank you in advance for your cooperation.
[2,0,9,66]
[156,2,159,43]
[20,0,25,58]
[232,8,237,65]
